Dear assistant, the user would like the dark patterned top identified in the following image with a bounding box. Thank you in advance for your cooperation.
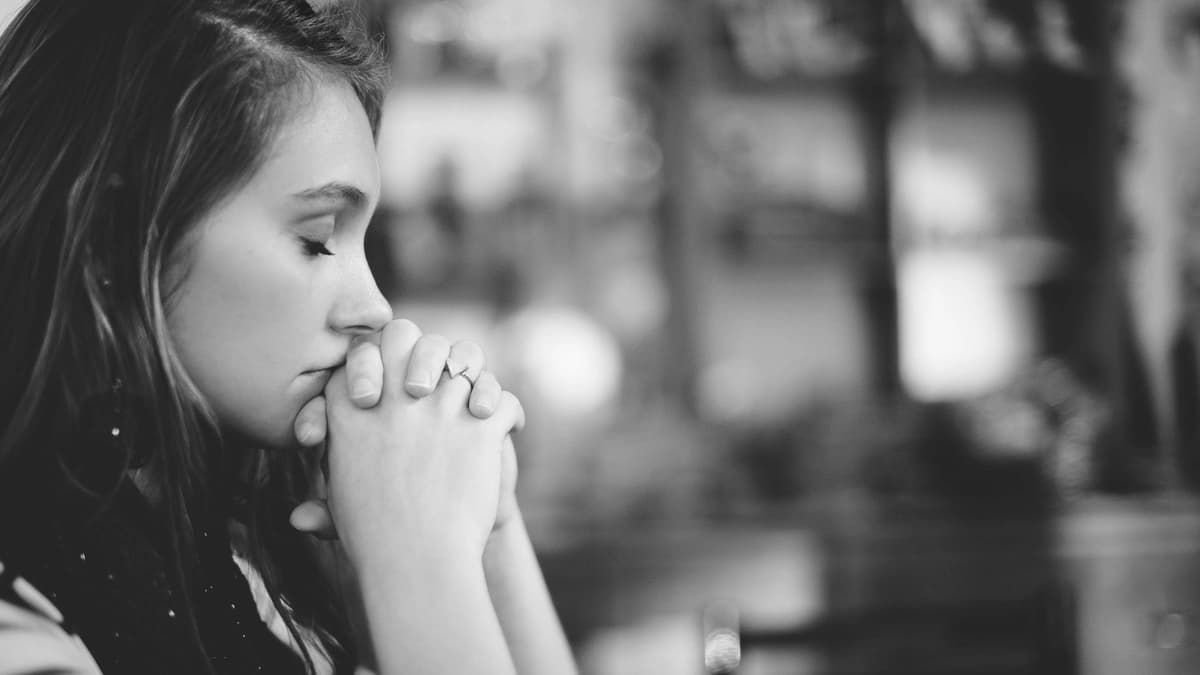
[0,476,315,674]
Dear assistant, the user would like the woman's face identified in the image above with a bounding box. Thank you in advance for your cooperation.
[166,79,392,449]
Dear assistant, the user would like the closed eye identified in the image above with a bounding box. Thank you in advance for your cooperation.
[300,238,335,257]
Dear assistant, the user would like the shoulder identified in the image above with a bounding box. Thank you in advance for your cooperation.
[0,561,102,674]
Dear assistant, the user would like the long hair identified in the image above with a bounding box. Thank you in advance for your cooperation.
[0,0,386,670]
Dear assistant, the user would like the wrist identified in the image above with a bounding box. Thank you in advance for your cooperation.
[353,534,483,584]
[492,495,523,531]
[483,507,528,571]
[356,545,515,675]
[339,511,488,576]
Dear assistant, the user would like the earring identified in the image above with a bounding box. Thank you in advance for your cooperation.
[105,378,127,446]
[78,378,150,471]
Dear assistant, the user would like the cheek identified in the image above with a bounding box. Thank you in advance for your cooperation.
[166,234,326,445]
[184,224,323,333]
[172,250,292,363]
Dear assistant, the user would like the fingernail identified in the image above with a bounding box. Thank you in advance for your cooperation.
[406,374,432,391]
[476,395,496,415]
[297,422,318,445]
[351,378,376,401]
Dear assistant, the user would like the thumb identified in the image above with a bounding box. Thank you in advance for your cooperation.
[289,499,339,540]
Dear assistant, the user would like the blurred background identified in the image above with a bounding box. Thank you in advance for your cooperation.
[10,0,1200,672]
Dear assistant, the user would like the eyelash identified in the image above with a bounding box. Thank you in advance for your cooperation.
[300,237,335,257]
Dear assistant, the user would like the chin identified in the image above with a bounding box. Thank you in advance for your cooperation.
[222,412,303,451]
[200,386,310,452]
[258,424,306,451]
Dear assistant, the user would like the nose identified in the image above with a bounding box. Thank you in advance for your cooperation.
[329,255,392,336]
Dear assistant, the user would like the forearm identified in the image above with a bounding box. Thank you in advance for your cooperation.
[356,550,516,675]
[484,510,578,675]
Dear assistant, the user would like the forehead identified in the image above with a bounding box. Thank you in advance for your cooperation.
[249,77,381,207]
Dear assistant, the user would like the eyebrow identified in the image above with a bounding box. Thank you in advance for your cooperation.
[291,182,368,209]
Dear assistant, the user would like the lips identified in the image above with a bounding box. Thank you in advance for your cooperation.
[299,368,335,381]
[296,367,335,400]
[303,360,345,375]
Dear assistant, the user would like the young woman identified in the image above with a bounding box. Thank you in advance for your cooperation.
[0,0,576,673]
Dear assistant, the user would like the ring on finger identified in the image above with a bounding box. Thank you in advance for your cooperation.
[444,358,478,386]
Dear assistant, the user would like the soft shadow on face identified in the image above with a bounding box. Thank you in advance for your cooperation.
[165,77,391,450]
